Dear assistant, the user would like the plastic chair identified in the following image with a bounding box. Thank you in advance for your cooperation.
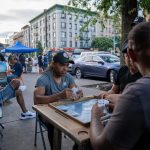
[34,113,47,150]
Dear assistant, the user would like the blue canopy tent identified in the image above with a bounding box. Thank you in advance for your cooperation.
[1,41,38,53]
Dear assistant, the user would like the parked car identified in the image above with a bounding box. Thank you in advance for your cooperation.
[71,54,120,82]
[80,51,110,58]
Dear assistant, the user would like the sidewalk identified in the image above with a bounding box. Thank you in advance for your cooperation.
[0,73,103,150]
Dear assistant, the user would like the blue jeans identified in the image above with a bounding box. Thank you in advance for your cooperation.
[0,84,15,102]
[7,74,18,83]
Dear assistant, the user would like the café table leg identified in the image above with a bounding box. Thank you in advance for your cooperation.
[77,142,93,150]
[53,127,62,150]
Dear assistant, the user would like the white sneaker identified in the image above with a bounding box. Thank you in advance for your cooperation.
[20,111,36,120]
[19,85,27,92]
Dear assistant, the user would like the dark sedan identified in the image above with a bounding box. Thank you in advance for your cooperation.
[71,54,120,82]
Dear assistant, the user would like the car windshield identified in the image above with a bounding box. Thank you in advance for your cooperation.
[72,54,80,60]
[100,55,119,63]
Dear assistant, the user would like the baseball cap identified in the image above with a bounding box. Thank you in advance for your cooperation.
[53,51,74,64]
[131,16,145,26]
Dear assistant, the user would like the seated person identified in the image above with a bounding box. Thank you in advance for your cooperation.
[7,57,23,83]
[0,53,7,72]
[90,21,150,150]
[34,51,83,149]
[96,45,142,109]
[0,79,35,120]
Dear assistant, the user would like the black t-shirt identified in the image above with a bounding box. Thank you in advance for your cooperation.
[114,65,142,93]
[12,62,23,77]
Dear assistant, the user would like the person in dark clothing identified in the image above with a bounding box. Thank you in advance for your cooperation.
[0,53,5,61]
[43,54,48,70]
[90,22,150,150]
[97,17,144,105]
[37,54,43,74]
[97,46,142,107]
[19,54,26,72]
[7,57,23,83]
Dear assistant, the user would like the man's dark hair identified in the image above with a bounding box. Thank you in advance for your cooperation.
[128,22,150,66]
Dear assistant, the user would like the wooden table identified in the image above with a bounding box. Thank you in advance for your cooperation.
[33,104,92,150]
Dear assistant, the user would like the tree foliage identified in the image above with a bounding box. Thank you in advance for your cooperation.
[36,41,43,55]
[91,37,113,51]
[67,0,150,64]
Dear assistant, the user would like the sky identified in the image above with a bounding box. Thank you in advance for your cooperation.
[0,0,68,41]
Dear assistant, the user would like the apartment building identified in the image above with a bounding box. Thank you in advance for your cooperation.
[29,4,100,49]
[21,25,30,47]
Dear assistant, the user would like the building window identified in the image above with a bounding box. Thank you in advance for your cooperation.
[69,32,72,37]
[69,23,72,29]
[75,24,77,30]
[53,41,56,47]
[48,16,50,20]
[61,12,66,19]
[49,25,50,31]
[61,22,66,29]
[53,13,56,19]
[69,14,72,20]
[53,32,56,38]
[40,20,42,26]
[53,22,56,30]
[70,41,72,47]
[80,42,83,47]
[61,32,66,38]
[75,15,78,20]
[75,41,77,47]
[61,41,66,47]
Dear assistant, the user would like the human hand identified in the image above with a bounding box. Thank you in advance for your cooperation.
[105,94,119,104]
[59,88,74,99]
[94,91,110,99]
[72,87,83,100]
[91,102,105,120]
[10,79,20,90]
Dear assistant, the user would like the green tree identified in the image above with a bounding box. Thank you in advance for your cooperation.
[67,0,150,63]
[91,37,113,51]
[36,41,43,55]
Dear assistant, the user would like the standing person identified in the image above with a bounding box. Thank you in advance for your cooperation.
[90,22,150,150]
[37,53,43,74]
[43,54,48,70]
[7,57,23,83]
[19,54,26,72]
[34,51,83,149]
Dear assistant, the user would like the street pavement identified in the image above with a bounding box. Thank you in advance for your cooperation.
[0,73,108,150]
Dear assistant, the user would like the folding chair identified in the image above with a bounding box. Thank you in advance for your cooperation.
[0,103,4,138]
[34,113,47,150]
[0,72,8,87]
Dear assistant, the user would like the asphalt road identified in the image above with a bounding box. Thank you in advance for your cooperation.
[0,73,108,150]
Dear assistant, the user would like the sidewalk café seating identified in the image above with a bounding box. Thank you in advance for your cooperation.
[34,113,47,150]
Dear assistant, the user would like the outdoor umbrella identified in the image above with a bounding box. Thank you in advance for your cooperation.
[2,41,38,53]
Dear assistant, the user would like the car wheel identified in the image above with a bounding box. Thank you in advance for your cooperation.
[75,68,82,79]
[109,70,117,83]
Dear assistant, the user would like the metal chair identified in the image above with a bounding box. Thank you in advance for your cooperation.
[0,72,8,87]
[34,113,47,150]
[0,103,4,138]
